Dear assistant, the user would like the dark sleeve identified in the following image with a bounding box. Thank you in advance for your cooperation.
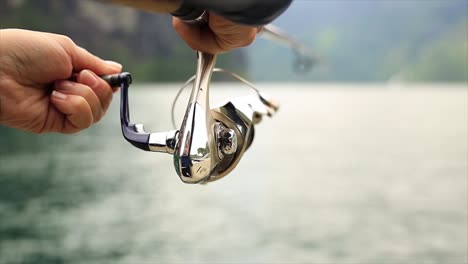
[172,0,293,26]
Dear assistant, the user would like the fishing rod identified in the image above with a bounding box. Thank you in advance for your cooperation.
[261,24,319,73]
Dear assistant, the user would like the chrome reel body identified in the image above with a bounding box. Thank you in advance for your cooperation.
[115,51,278,184]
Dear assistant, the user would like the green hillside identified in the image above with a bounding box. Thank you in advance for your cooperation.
[1,0,466,82]
[249,1,468,82]
[0,0,247,82]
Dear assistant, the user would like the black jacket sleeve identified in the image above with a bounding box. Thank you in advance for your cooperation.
[172,0,293,26]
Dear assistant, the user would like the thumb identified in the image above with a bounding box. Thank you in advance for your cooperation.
[71,46,122,76]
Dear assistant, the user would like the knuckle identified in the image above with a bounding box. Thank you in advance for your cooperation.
[94,107,104,123]
[215,37,235,52]
[97,115,103,123]
[187,42,202,52]
[246,33,256,46]
[172,18,182,32]
[57,35,75,47]
[240,31,256,47]
[104,89,114,105]
[215,31,255,51]
[99,86,113,100]
[78,93,100,124]
[62,64,73,77]
[96,81,113,105]
[82,118,93,129]
[73,97,92,124]
[84,86,97,101]
[52,35,75,76]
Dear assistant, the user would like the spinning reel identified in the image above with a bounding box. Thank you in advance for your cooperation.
[104,52,278,184]
[102,17,315,184]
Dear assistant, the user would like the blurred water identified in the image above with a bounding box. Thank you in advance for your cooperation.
[0,84,467,264]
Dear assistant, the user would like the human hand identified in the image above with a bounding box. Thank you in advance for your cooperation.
[172,12,260,54]
[0,29,122,134]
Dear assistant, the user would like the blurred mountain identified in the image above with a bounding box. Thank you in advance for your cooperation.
[0,0,247,82]
[1,0,466,83]
[250,0,468,82]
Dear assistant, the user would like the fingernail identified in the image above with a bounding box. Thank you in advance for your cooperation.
[105,60,122,70]
[52,90,67,100]
[81,70,98,88]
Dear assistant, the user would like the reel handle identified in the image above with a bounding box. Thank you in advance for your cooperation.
[101,72,177,153]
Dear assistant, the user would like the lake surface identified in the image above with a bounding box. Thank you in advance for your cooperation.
[0,84,467,264]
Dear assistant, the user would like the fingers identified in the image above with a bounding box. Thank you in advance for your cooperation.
[76,70,114,112]
[50,70,114,133]
[208,13,257,49]
[173,18,214,53]
[73,46,123,75]
[50,89,94,134]
[173,13,258,54]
